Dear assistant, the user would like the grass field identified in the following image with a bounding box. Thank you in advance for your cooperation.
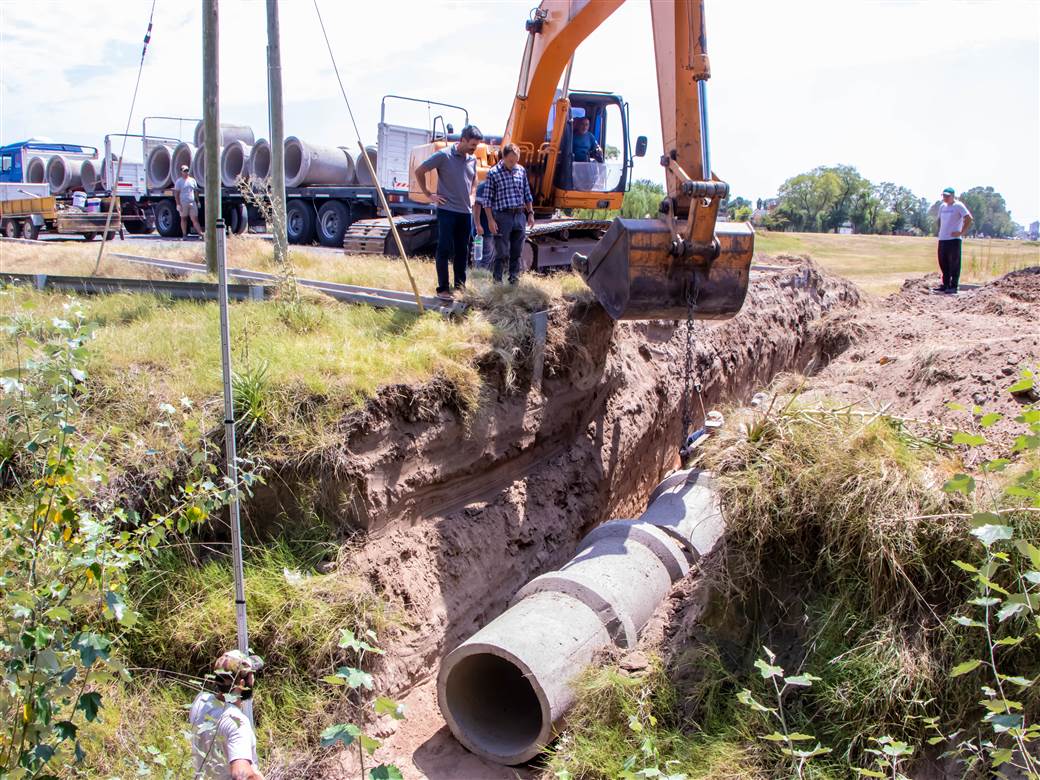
[755,231,1039,295]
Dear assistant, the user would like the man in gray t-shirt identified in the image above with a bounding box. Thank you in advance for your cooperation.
[934,187,973,294]
[416,125,483,299]
[173,165,204,239]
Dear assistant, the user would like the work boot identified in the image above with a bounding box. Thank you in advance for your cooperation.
[436,290,453,301]
[943,287,958,295]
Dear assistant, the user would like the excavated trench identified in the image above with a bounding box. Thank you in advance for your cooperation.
[245,258,862,774]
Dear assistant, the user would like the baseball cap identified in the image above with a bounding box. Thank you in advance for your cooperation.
[180,165,190,172]
[942,187,955,195]
[213,649,264,676]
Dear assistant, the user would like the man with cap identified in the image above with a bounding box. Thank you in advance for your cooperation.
[174,164,204,239]
[189,649,265,780]
[935,187,973,294]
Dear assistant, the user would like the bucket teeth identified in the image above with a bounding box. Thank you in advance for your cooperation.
[575,218,754,321]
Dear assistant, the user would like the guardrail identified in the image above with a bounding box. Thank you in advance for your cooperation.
[1,272,271,302]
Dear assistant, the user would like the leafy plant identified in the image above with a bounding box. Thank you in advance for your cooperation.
[320,627,404,780]
[0,303,246,776]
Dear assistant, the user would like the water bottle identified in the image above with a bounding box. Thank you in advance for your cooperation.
[472,234,483,266]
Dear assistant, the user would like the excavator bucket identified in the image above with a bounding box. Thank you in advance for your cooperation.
[573,219,754,321]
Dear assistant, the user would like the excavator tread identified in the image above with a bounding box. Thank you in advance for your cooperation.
[343,213,437,255]
[528,218,611,237]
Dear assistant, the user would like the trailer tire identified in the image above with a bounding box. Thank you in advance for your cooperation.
[4,220,18,239]
[154,199,184,238]
[317,201,351,248]
[21,221,40,241]
[123,203,156,234]
[286,200,315,245]
[81,232,96,241]
[232,204,248,235]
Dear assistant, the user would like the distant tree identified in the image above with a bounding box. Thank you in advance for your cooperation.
[820,164,871,233]
[722,196,752,221]
[958,186,1014,238]
[569,178,664,220]
[733,205,753,222]
[777,169,842,231]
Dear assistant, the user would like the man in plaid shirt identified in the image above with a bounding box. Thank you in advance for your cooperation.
[476,143,535,285]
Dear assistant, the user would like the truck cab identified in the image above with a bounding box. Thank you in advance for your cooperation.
[0,140,98,185]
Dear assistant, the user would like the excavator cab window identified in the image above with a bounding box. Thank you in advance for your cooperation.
[555,93,628,195]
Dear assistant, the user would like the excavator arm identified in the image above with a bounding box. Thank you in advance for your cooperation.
[507,0,753,321]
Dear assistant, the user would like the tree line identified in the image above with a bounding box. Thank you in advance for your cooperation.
[759,165,1020,238]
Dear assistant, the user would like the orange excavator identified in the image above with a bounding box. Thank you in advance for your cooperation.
[409,0,754,321]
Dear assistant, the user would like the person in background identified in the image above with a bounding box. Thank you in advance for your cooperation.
[571,116,603,163]
[473,179,496,270]
[174,165,204,239]
[189,650,265,780]
[478,143,534,285]
[415,125,483,300]
[935,186,973,295]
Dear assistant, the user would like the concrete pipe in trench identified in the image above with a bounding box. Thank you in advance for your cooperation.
[172,142,196,180]
[46,155,83,194]
[248,139,271,180]
[147,144,175,189]
[79,159,104,193]
[26,156,46,184]
[284,137,356,188]
[354,145,378,186]
[437,469,724,765]
[193,121,255,148]
[220,141,253,188]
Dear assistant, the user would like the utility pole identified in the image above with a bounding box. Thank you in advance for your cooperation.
[203,0,220,273]
[266,0,288,266]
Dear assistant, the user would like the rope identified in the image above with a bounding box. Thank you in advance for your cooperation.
[92,0,157,276]
[311,0,425,313]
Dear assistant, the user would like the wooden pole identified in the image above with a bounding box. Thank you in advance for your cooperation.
[203,0,220,274]
[266,0,288,267]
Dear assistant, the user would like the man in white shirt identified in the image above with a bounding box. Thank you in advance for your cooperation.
[935,187,973,294]
[174,164,204,240]
[189,650,265,780]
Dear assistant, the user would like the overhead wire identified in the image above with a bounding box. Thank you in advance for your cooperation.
[311,0,425,312]
[93,0,157,275]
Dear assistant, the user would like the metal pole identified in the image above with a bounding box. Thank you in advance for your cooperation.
[216,220,252,721]
[266,0,288,265]
[203,0,220,274]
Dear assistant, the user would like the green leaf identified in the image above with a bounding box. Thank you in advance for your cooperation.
[968,597,1000,607]
[997,603,1026,622]
[359,734,381,755]
[854,770,886,778]
[994,635,1024,647]
[322,675,347,686]
[76,692,102,722]
[953,431,986,447]
[950,659,984,677]
[953,560,979,573]
[953,616,987,629]
[737,689,774,713]
[972,525,1014,547]
[1008,375,1035,394]
[946,402,966,412]
[979,413,1003,428]
[72,633,111,668]
[320,722,361,748]
[54,721,77,740]
[370,767,404,780]
[340,666,374,691]
[997,674,1032,687]
[979,576,1011,596]
[374,696,406,720]
[990,748,1014,767]
[762,732,815,741]
[754,658,784,679]
[784,674,821,687]
[943,473,976,495]
[1016,541,1040,570]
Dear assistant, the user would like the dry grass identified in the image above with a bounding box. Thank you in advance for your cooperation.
[756,231,1039,295]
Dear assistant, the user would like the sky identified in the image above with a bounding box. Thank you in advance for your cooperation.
[1,0,1038,224]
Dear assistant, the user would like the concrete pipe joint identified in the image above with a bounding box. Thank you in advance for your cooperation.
[437,469,724,765]
[248,139,271,180]
[354,145,378,186]
[172,142,196,180]
[193,121,255,148]
[147,145,175,189]
[26,156,46,184]
[46,155,83,194]
[284,137,356,188]
[220,141,253,188]
[191,146,219,190]
[79,160,104,194]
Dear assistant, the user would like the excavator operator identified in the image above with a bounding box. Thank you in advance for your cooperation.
[570,116,603,163]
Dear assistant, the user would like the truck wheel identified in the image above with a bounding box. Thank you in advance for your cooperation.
[317,201,350,248]
[81,232,96,241]
[154,199,184,238]
[4,220,18,239]
[232,204,248,235]
[123,204,155,234]
[21,221,40,241]
[286,200,315,245]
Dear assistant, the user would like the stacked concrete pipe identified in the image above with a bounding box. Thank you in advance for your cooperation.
[25,156,46,184]
[79,159,104,193]
[46,155,84,193]
[437,469,725,765]
[354,145,378,186]
[172,142,196,181]
[284,137,356,187]
[147,144,175,189]
[248,139,271,180]
[220,140,253,187]
[193,121,255,148]
[191,146,216,190]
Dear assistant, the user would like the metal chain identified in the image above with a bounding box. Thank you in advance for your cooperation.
[679,281,701,451]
